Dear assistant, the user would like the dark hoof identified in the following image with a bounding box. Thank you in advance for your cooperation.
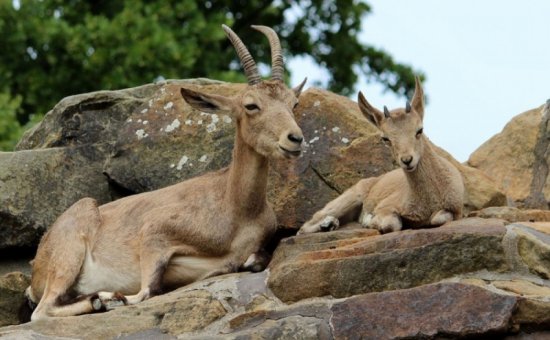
[319,216,339,232]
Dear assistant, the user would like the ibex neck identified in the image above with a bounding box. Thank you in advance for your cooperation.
[226,122,269,216]
[405,138,448,199]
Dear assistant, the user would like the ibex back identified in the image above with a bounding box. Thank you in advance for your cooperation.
[26,25,307,320]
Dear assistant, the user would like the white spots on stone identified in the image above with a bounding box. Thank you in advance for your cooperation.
[198,120,203,125]
[314,130,318,134]
[136,129,148,140]
[323,127,327,130]
[148,99,153,107]
[141,108,148,114]
[185,119,193,126]
[142,120,148,125]
[206,114,219,133]
[127,118,133,123]
[161,87,166,94]
[313,100,321,107]
[222,115,232,124]
[176,156,189,170]
[342,137,350,144]
[309,136,320,144]
[169,163,175,168]
[199,155,208,163]
[165,119,181,132]
[332,126,340,133]
[137,119,142,123]
[200,112,209,116]
[164,102,174,110]
[206,123,216,133]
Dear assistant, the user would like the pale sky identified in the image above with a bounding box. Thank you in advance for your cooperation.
[289,0,550,162]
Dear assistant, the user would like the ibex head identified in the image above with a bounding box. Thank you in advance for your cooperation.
[181,25,306,159]
[358,77,425,172]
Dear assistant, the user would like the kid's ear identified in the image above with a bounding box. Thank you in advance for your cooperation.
[180,87,236,114]
[292,77,307,97]
[410,76,425,120]
[358,91,384,127]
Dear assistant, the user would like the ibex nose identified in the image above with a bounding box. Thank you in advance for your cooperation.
[288,133,304,144]
[401,156,413,165]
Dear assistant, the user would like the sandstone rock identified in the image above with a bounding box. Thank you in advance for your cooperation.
[469,206,550,223]
[516,227,550,279]
[0,272,30,327]
[268,221,508,302]
[492,280,550,297]
[331,283,517,339]
[468,104,549,206]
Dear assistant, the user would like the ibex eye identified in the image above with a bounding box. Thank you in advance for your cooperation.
[245,104,260,111]
[416,128,423,136]
[382,136,391,144]
[293,102,299,110]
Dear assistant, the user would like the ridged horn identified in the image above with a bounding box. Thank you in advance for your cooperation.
[383,106,391,118]
[222,24,261,85]
[251,25,284,82]
[405,101,411,113]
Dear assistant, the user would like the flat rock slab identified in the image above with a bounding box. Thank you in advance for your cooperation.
[269,221,508,302]
[331,282,517,339]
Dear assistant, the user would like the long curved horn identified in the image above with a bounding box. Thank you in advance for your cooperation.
[222,24,261,85]
[251,25,284,82]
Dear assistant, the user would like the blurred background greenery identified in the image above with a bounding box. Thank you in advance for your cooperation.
[0,0,422,151]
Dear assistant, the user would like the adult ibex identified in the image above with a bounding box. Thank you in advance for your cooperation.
[26,25,307,320]
[298,77,463,235]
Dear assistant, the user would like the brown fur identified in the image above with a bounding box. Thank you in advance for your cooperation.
[298,77,464,235]
[27,27,306,320]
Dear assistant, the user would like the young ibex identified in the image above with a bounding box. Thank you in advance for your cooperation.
[298,77,463,235]
[26,25,307,320]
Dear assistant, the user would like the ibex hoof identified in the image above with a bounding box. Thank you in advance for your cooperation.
[92,297,103,311]
[93,292,128,311]
[319,216,339,232]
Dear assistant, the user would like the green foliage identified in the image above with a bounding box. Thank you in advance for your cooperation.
[0,0,423,150]
[0,92,22,151]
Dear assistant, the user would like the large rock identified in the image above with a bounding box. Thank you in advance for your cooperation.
[0,272,30,327]
[330,283,517,339]
[268,220,509,302]
[2,220,550,338]
[1,79,505,249]
[469,102,550,207]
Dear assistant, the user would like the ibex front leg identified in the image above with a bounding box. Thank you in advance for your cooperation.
[298,178,375,234]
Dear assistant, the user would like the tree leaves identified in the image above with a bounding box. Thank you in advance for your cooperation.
[0,0,422,150]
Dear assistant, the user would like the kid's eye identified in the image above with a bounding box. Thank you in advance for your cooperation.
[245,104,260,111]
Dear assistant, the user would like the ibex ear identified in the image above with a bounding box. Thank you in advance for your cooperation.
[411,76,424,119]
[180,87,236,114]
[358,91,384,127]
[292,77,307,97]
